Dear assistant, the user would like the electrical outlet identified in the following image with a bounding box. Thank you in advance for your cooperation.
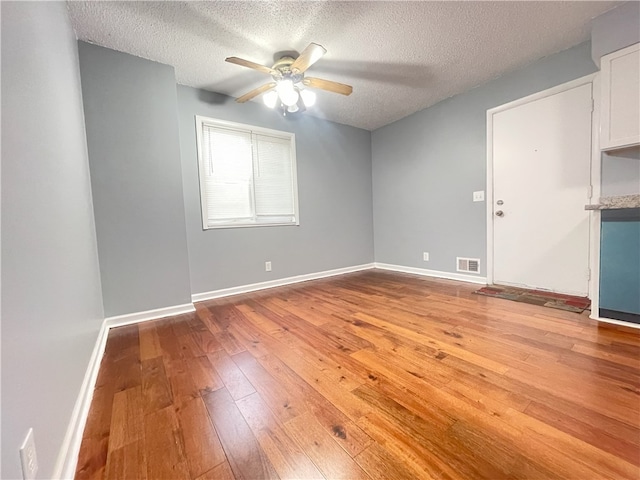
[20,428,38,480]
[423,252,429,261]
[473,190,485,202]
[265,261,272,272]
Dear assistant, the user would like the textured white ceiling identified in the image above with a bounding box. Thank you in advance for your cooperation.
[67,1,620,131]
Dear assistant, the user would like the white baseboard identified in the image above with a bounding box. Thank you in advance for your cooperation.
[374,262,488,285]
[52,320,110,479]
[52,301,195,479]
[105,302,195,328]
[192,263,375,302]
[589,314,640,330]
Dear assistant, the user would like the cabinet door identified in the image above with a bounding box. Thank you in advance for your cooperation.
[601,43,640,150]
[599,211,640,315]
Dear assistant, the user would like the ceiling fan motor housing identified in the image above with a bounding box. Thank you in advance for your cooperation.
[271,56,304,84]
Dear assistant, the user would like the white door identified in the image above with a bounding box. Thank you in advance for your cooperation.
[491,81,592,296]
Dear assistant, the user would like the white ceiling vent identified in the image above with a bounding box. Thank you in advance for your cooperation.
[457,257,480,273]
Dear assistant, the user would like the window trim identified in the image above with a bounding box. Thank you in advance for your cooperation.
[195,115,300,230]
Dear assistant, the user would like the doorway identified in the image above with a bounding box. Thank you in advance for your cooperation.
[486,76,595,296]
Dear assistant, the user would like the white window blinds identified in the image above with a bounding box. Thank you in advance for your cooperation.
[196,117,298,229]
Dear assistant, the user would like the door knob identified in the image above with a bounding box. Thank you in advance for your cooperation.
[495,210,504,217]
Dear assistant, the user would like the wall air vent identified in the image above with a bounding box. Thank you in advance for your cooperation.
[457,257,480,273]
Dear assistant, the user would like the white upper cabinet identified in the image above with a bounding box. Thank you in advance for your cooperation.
[600,43,640,151]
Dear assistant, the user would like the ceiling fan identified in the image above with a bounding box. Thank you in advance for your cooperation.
[225,43,353,114]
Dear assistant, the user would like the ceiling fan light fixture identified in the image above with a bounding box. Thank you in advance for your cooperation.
[277,79,299,107]
[226,43,352,112]
[263,90,278,108]
[300,89,316,107]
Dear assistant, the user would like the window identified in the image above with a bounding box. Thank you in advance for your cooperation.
[195,116,299,229]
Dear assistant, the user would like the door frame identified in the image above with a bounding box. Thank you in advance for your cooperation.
[485,73,600,297]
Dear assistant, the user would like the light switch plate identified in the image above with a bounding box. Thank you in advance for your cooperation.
[473,191,485,202]
[20,428,38,480]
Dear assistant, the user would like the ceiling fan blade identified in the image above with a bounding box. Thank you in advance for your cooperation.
[303,77,353,96]
[225,57,275,75]
[236,82,277,103]
[291,43,327,74]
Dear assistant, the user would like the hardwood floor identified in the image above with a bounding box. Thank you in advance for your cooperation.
[75,270,640,479]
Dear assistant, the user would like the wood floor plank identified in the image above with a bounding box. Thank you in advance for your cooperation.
[104,440,147,480]
[353,383,514,479]
[235,304,366,389]
[139,322,162,361]
[191,328,224,354]
[75,435,109,480]
[77,270,640,480]
[195,303,222,334]
[232,350,303,422]
[356,411,459,480]
[155,319,183,361]
[164,358,200,408]
[355,442,426,480]
[140,356,172,415]
[502,407,640,479]
[186,354,225,395]
[107,386,144,451]
[571,341,640,369]
[80,381,115,439]
[284,411,371,479]
[170,314,193,338]
[104,324,140,362]
[236,392,325,479]
[194,460,235,480]
[214,330,246,356]
[255,352,374,458]
[207,349,256,400]
[144,405,190,479]
[176,330,206,358]
[202,387,280,479]
[176,397,227,478]
[524,399,640,465]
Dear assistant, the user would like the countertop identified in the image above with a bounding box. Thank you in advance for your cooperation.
[585,194,640,210]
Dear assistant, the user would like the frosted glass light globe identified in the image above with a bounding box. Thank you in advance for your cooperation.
[277,79,299,107]
[263,90,278,109]
[300,89,316,107]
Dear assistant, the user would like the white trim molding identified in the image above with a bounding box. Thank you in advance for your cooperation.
[104,302,195,328]
[52,301,195,479]
[52,320,110,479]
[374,263,487,285]
[590,315,640,330]
[192,264,375,302]
[588,73,603,321]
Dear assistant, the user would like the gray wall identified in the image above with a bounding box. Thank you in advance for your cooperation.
[592,1,640,65]
[372,42,597,276]
[1,3,104,478]
[78,42,192,316]
[601,149,640,197]
[177,87,374,294]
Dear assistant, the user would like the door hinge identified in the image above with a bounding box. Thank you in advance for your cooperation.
[591,98,595,113]
[587,185,593,199]
[586,268,591,281]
